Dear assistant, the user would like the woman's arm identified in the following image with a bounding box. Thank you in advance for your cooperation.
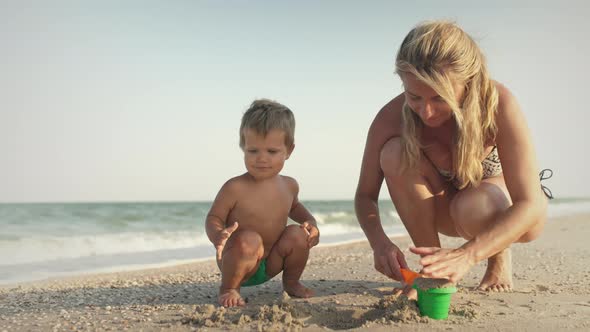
[355,95,409,280]
[415,84,548,281]
[461,84,547,262]
[355,95,404,248]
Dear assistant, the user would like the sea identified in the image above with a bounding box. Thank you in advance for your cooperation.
[1,198,589,285]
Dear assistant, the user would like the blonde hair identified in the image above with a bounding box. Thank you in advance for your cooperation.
[239,99,295,149]
[395,21,499,189]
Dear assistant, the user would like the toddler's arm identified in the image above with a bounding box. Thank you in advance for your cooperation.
[287,178,319,247]
[205,180,238,260]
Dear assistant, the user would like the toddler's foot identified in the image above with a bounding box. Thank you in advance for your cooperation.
[218,288,245,307]
[477,248,513,292]
[284,281,314,298]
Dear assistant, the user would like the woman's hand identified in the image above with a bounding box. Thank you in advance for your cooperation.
[410,246,477,283]
[300,221,320,248]
[373,239,408,281]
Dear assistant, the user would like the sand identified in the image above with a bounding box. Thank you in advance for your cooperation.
[413,277,455,290]
[1,213,590,331]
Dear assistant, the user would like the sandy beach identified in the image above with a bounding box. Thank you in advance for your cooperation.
[1,213,589,331]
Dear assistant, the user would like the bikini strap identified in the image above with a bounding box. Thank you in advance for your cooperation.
[539,168,554,199]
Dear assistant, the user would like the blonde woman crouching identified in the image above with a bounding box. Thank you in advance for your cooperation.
[355,20,550,297]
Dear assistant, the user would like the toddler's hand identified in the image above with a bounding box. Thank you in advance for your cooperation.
[300,222,319,248]
[215,222,238,262]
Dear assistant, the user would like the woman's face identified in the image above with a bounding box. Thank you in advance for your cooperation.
[401,73,464,128]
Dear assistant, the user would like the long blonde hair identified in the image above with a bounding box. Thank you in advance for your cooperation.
[395,21,499,189]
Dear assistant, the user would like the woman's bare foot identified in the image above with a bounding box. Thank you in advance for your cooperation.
[218,288,245,307]
[477,248,513,292]
[284,281,314,298]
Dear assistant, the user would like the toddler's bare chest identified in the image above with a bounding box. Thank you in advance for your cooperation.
[229,191,294,227]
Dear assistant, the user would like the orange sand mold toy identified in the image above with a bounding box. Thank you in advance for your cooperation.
[400,268,421,285]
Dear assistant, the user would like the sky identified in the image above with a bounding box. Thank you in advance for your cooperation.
[1,0,588,203]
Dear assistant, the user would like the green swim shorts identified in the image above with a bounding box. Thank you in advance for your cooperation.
[242,259,270,287]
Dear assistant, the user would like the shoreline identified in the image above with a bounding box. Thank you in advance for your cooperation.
[2,200,588,288]
[0,230,409,289]
[0,231,410,291]
[1,213,590,331]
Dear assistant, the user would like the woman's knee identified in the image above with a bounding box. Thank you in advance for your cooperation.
[450,184,511,238]
[380,137,404,177]
[517,199,547,242]
[518,220,544,242]
[226,230,264,256]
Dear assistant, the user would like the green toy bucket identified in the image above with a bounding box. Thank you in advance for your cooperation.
[413,284,457,320]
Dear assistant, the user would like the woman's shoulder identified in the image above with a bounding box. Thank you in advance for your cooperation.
[493,80,519,112]
[379,93,405,115]
[492,80,526,133]
[370,93,405,135]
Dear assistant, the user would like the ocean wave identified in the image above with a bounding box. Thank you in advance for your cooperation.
[1,199,588,277]
[0,223,369,266]
[312,210,399,225]
[0,231,211,266]
[313,211,355,225]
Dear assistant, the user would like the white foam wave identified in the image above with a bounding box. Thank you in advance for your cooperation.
[0,222,368,266]
[313,222,362,235]
[2,201,586,267]
[0,231,211,266]
[312,211,355,225]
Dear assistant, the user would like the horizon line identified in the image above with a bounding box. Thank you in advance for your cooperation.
[1,197,588,205]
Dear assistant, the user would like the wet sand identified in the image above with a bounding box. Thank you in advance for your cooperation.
[1,214,590,331]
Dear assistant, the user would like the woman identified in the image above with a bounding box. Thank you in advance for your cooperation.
[355,21,549,293]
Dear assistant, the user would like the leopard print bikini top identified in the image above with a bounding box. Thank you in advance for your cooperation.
[437,146,502,180]
[435,147,554,200]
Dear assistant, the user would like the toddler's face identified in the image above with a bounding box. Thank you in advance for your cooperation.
[242,128,292,180]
